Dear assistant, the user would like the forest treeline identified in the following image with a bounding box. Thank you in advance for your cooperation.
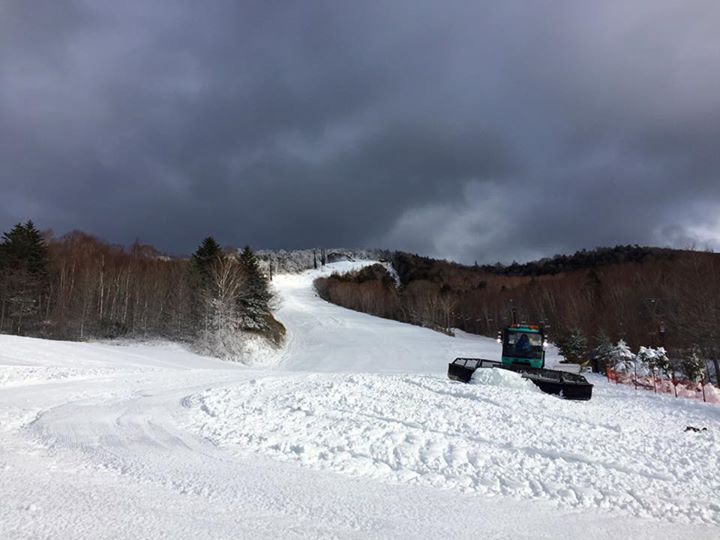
[315,249,720,366]
[4,219,718,370]
[0,221,283,360]
[477,245,674,276]
[257,248,385,275]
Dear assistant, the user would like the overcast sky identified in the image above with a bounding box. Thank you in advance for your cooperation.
[2,1,719,263]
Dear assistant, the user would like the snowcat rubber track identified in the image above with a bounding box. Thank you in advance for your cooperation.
[448,358,593,400]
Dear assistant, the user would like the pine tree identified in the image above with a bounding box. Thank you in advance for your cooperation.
[0,221,48,273]
[191,237,223,284]
[189,237,224,329]
[636,346,653,368]
[557,328,587,364]
[652,347,671,375]
[610,339,635,372]
[589,331,613,372]
[682,349,706,383]
[237,246,272,332]
[0,221,49,334]
[635,346,659,377]
[639,346,671,377]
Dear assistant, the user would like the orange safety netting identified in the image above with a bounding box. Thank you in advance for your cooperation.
[605,367,720,404]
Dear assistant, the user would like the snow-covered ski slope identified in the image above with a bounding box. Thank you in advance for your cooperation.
[272,261,510,373]
[1,261,719,539]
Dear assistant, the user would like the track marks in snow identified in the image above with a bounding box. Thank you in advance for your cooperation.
[187,373,720,525]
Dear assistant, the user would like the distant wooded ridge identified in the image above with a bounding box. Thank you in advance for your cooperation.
[396,245,679,280]
[2,221,717,362]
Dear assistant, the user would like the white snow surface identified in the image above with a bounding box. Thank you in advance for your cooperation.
[2,261,719,539]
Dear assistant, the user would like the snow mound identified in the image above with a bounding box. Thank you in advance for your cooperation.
[193,328,282,367]
[470,366,540,393]
[240,333,284,367]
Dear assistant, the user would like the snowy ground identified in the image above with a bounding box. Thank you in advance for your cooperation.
[1,261,719,539]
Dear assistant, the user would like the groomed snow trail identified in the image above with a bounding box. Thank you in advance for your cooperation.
[2,261,719,539]
[190,374,720,524]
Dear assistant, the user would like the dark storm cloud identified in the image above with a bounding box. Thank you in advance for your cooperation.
[1,1,719,263]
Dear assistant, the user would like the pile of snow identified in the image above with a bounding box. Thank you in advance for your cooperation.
[193,328,281,367]
[470,366,541,392]
[239,332,284,366]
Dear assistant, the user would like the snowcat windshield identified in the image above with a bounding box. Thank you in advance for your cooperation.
[504,332,543,359]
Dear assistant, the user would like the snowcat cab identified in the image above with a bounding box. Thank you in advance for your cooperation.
[501,324,545,369]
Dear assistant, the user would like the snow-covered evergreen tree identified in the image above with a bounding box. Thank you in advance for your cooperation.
[635,346,658,376]
[635,346,671,377]
[682,349,706,383]
[190,245,284,361]
[557,329,587,363]
[237,246,272,332]
[610,339,635,372]
[652,347,671,375]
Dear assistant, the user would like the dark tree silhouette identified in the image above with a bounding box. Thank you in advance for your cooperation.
[0,221,49,334]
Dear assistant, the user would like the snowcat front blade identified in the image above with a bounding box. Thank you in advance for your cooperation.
[448,358,594,400]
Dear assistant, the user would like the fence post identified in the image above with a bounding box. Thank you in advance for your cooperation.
[634,363,637,391]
